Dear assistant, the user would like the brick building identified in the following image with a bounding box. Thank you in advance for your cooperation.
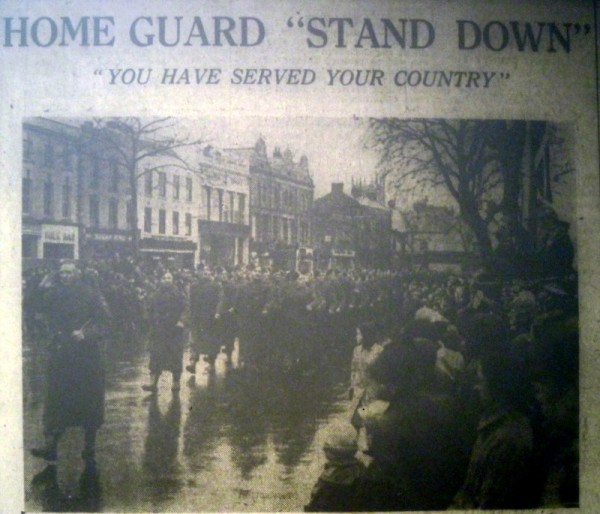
[310,182,392,271]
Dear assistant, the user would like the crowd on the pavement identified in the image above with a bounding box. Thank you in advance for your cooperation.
[23,255,579,510]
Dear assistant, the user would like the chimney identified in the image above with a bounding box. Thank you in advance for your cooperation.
[332,183,344,195]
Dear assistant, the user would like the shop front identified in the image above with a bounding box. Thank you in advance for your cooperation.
[37,223,80,260]
[198,220,250,269]
[315,247,356,272]
[22,223,42,259]
[84,229,134,260]
[139,236,197,269]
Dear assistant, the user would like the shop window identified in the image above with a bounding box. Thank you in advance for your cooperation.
[43,242,74,260]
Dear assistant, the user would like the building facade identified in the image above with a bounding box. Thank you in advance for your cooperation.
[22,118,249,269]
[22,118,81,263]
[77,121,137,262]
[227,138,314,269]
[310,182,392,271]
[197,145,250,269]
[23,120,305,271]
[135,157,199,269]
[75,121,199,268]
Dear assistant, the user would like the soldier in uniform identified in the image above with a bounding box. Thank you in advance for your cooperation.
[31,261,111,467]
[142,271,187,393]
[277,270,314,370]
[187,269,225,373]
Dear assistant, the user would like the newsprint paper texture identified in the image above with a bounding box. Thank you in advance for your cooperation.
[1,0,599,512]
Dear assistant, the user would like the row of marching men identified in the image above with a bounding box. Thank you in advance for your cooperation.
[143,263,577,382]
[182,267,405,375]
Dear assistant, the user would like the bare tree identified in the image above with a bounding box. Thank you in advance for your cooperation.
[368,118,548,267]
[82,117,202,256]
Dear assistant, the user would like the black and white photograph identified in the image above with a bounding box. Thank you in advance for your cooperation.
[1,1,599,513]
[21,116,579,511]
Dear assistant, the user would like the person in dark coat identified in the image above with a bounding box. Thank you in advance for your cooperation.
[31,261,110,466]
[362,339,472,511]
[186,271,225,373]
[142,271,187,393]
[452,351,544,509]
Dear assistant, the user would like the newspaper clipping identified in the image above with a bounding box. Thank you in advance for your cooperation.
[1,1,599,512]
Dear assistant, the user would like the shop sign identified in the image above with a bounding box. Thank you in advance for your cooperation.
[87,232,132,242]
[42,224,78,244]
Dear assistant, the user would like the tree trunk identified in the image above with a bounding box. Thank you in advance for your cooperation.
[460,199,493,267]
[131,175,140,258]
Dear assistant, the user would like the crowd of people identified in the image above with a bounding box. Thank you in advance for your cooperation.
[23,255,579,510]
[305,269,578,510]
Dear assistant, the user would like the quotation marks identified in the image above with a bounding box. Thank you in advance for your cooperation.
[94,69,103,76]
[287,13,304,29]
[499,72,510,80]
[573,23,591,35]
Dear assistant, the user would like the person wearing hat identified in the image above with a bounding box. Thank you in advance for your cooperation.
[305,421,378,512]
[31,261,111,469]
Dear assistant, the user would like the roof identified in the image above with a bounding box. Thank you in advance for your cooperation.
[355,196,388,211]
[312,188,361,215]
[23,117,80,139]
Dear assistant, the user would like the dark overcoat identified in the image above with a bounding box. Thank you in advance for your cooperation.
[148,283,186,374]
[189,278,224,359]
[43,279,109,433]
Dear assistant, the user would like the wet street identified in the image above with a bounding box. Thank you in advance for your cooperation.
[23,342,353,512]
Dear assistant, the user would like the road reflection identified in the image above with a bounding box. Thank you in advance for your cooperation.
[25,346,353,512]
[143,394,183,506]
